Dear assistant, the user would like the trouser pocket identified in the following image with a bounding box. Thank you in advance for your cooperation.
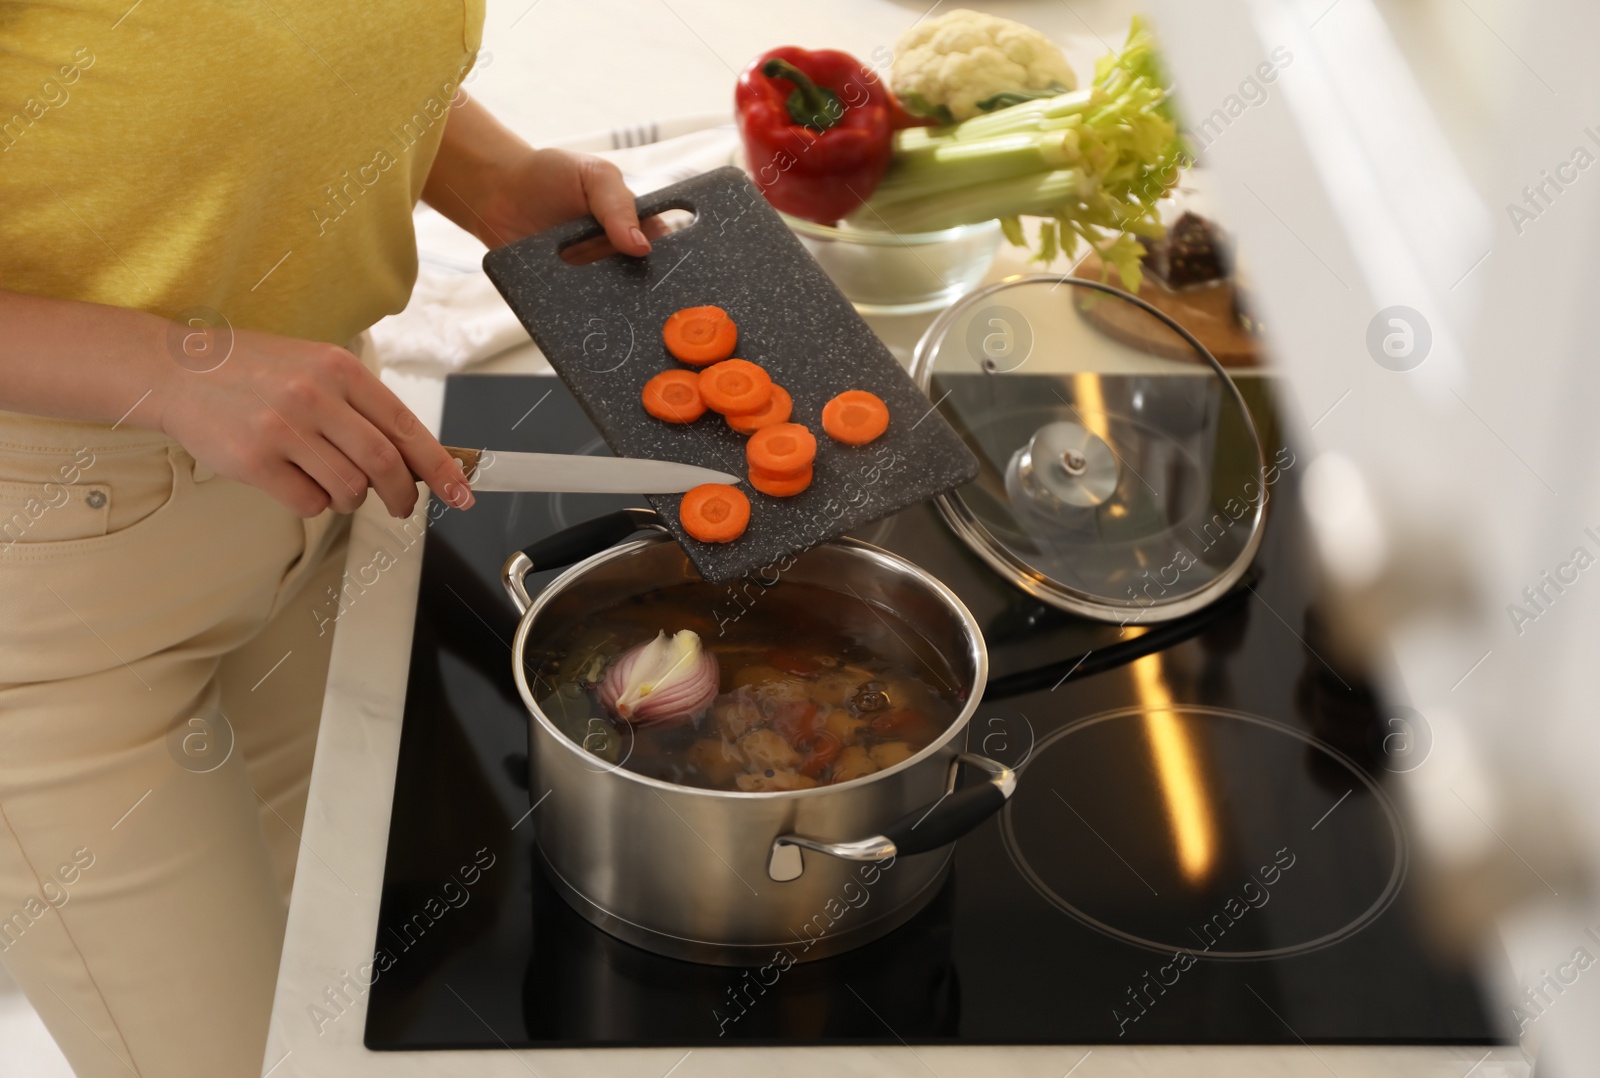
[0,442,177,550]
[0,477,111,544]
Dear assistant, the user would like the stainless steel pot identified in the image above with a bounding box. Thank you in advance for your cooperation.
[502,508,1013,965]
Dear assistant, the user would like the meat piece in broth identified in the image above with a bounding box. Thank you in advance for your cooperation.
[736,768,818,792]
[737,728,801,772]
[712,686,764,740]
[869,741,915,769]
[832,745,880,783]
[687,739,746,785]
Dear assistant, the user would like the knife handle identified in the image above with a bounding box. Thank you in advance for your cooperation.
[439,445,482,481]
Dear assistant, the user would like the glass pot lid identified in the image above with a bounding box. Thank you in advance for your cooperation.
[909,274,1267,623]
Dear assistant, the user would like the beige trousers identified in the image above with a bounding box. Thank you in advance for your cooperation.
[0,408,351,1077]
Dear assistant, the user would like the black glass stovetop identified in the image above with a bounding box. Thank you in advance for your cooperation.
[364,373,1504,1050]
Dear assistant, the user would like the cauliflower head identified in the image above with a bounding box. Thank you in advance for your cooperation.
[891,10,1077,123]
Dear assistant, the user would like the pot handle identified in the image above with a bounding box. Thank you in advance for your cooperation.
[767,753,1017,882]
[502,508,663,616]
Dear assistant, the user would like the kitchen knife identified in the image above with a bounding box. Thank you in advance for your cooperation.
[440,446,738,495]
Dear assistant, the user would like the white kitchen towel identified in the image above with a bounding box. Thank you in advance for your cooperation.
[371,113,738,373]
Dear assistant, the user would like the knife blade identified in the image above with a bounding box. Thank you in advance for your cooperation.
[442,446,738,495]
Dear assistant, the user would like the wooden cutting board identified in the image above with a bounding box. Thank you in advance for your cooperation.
[1072,251,1262,367]
[482,167,978,584]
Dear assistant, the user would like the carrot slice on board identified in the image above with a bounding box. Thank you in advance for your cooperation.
[821,390,890,445]
[726,384,793,434]
[746,422,816,475]
[641,369,707,423]
[679,483,750,543]
[662,306,738,365]
[749,464,813,498]
[698,359,772,415]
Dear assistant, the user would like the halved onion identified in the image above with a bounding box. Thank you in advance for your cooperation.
[599,630,720,726]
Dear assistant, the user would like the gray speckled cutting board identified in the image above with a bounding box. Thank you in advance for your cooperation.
[482,166,978,584]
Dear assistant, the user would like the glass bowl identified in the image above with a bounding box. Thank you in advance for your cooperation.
[781,213,1003,316]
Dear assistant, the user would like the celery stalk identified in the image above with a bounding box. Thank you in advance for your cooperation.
[849,169,1088,233]
[953,87,1098,141]
[868,130,1081,204]
[890,126,946,155]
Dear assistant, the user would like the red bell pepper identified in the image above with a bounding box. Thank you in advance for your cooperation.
[735,47,896,225]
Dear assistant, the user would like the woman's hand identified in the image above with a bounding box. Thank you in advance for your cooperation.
[422,96,653,259]
[160,330,474,519]
[0,291,473,521]
[475,147,655,258]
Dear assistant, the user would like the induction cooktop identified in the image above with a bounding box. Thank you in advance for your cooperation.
[363,373,1505,1050]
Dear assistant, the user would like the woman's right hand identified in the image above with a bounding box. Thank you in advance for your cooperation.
[159,328,475,519]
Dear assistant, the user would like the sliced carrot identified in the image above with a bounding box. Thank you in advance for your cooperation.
[662,306,738,366]
[746,422,816,475]
[698,359,772,415]
[641,369,707,423]
[821,390,890,445]
[749,464,813,497]
[679,483,750,543]
[749,462,807,482]
[726,384,793,435]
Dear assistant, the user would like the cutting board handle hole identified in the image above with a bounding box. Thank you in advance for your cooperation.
[556,206,699,265]
[643,207,697,237]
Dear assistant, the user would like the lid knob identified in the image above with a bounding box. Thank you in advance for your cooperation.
[1011,421,1120,511]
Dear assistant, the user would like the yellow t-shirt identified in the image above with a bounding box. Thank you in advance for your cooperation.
[0,1,485,345]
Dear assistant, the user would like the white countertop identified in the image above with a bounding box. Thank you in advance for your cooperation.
[264,1,1528,1074]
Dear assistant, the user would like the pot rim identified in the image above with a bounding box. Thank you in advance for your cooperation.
[511,531,989,801]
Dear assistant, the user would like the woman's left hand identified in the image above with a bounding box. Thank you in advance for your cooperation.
[474,146,655,259]
[424,96,653,260]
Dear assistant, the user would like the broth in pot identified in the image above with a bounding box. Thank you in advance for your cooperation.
[531,580,963,792]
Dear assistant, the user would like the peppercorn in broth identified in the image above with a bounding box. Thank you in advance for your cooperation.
[532,580,962,791]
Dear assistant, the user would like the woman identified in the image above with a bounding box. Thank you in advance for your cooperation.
[0,4,648,1074]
